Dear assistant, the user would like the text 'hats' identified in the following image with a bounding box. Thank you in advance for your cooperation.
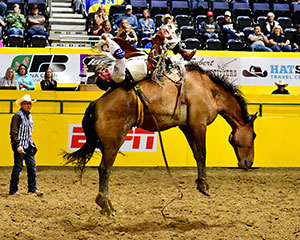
[161,14,174,23]
[16,94,36,107]
[275,79,288,87]
[207,11,213,17]
[125,4,132,10]
[224,11,231,17]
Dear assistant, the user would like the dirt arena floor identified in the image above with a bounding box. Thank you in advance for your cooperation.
[0,166,299,240]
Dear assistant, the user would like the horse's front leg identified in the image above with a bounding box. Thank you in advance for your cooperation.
[180,125,210,196]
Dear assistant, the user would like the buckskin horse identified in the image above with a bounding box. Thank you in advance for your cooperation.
[63,60,257,216]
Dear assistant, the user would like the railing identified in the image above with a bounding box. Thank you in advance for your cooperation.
[1,99,300,116]
[0,99,92,114]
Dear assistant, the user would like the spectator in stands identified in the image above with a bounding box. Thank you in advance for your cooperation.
[40,68,57,90]
[117,18,138,47]
[220,11,239,43]
[0,67,19,89]
[292,24,300,52]
[0,0,6,16]
[73,0,87,17]
[115,5,138,31]
[16,64,35,90]
[138,9,155,39]
[92,5,108,35]
[201,11,220,41]
[248,25,272,52]
[0,15,5,47]
[272,80,290,95]
[263,12,279,37]
[98,20,114,38]
[27,4,49,40]
[269,25,292,52]
[7,4,26,37]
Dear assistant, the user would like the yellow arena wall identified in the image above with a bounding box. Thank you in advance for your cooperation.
[0,48,300,167]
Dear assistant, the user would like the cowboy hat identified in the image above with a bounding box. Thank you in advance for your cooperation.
[161,14,174,23]
[275,79,288,87]
[242,66,268,78]
[16,94,36,107]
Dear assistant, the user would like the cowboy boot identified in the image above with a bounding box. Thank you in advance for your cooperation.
[179,48,197,61]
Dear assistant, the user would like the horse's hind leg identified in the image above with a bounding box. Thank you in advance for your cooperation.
[96,150,118,216]
[179,125,210,196]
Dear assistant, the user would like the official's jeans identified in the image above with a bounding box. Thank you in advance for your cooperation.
[9,145,37,194]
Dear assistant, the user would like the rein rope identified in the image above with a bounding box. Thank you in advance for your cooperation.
[133,85,183,223]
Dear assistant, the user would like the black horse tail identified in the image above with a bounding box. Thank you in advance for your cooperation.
[63,101,103,178]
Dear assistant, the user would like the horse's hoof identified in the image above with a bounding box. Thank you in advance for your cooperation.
[196,179,210,197]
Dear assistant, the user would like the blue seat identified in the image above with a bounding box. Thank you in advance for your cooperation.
[171,1,189,16]
[205,38,222,50]
[131,0,147,14]
[184,38,201,50]
[227,39,243,51]
[190,1,208,16]
[232,2,251,18]
[278,17,293,31]
[293,4,300,24]
[284,28,297,42]
[253,3,270,19]
[196,15,206,31]
[236,15,253,32]
[212,1,229,16]
[180,25,195,40]
[175,14,191,28]
[150,1,168,17]
[273,3,290,19]
[154,14,164,29]
[256,16,267,31]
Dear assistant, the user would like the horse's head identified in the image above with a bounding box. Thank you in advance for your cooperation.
[229,113,257,170]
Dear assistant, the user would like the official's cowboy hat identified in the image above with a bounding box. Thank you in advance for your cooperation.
[16,94,36,107]
[275,79,288,87]
[161,14,174,23]
[242,66,268,78]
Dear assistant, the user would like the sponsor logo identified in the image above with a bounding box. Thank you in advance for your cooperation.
[10,55,69,82]
[270,65,300,80]
[68,124,157,152]
[242,66,268,78]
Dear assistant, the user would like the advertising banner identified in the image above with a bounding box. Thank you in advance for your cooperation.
[68,124,157,152]
[0,54,80,84]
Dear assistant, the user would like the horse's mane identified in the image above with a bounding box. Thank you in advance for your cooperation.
[185,62,252,123]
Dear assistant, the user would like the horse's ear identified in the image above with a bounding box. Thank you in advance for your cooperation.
[250,112,258,123]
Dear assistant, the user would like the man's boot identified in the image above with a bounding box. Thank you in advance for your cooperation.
[180,48,197,61]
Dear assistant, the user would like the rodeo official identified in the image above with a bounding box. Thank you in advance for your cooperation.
[9,94,43,196]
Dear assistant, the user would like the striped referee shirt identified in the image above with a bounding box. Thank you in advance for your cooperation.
[10,109,35,150]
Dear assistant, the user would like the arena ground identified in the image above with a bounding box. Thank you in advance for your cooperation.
[0,166,299,240]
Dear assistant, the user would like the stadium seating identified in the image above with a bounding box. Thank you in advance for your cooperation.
[150,1,168,16]
[31,35,47,47]
[171,1,189,16]
[284,28,297,42]
[184,38,201,50]
[227,39,243,51]
[232,2,252,18]
[7,0,25,14]
[131,0,147,14]
[7,35,24,47]
[175,15,191,28]
[252,3,270,19]
[109,4,126,16]
[278,17,293,31]
[205,39,222,50]
[180,25,195,40]
[236,16,253,32]
[273,3,291,19]
[212,1,229,17]
[257,16,268,30]
[190,1,209,16]
[293,4,300,24]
